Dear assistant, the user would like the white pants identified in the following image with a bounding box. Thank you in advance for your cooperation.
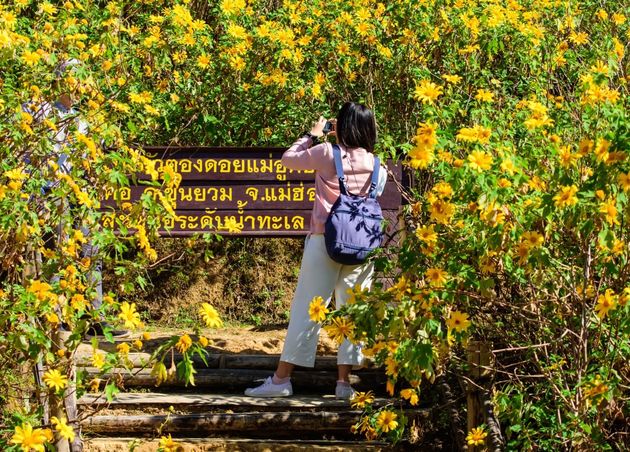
[280,234,374,367]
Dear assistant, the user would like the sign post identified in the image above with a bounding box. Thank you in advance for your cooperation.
[101,147,404,239]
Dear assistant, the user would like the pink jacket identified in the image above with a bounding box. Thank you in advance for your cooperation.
[281,136,387,234]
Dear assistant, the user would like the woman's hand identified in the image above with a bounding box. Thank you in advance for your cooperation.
[327,119,337,138]
[310,116,327,137]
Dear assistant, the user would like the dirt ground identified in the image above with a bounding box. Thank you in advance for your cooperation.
[198,325,339,356]
[77,324,339,359]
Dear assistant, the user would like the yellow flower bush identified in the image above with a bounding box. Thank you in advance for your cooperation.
[0,0,628,449]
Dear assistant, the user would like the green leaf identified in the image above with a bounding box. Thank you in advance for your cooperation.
[127,120,138,133]
[105,382,119,402]
[510,424,522,433]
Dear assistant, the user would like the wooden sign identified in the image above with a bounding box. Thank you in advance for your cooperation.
[101,146,403,237]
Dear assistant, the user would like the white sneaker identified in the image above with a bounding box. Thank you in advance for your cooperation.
[244,376,293,397]
[335,383,356,400]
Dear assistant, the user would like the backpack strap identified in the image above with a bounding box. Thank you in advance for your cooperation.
[332,144,349,195]
[369,156,380,199]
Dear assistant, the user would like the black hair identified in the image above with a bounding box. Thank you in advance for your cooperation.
[336,102,377,153]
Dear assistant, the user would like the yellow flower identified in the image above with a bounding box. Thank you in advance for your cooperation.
[158,434,182,452]
[500,158,517,175]
[142,332,152,341]
[577,138,594,156]
[400,388,419,406]
[446,311,471,332]
[497,178,512,188]
[89,378,101,393]
[524,110,554,129]
[46,312,60,324]
[408,145,434,169]
[594,139,611,163]
[198,336,209,347]
[407,123,438,169]
[569,31,588,45]
[386,379,395,396]
[529,176,547,192]
[176,334,193,353]
[197,54,211,69]
[355,22,373,37]
[51,416,75,442]
[171,4,193,27]
[324,317,355,344]
[613,38,625,60]
[466,426,488,446]
[479,202,505,227]
[413,80,443,104]
[456,125,492,144]
[521,231,544,248]
[599,198,619,226]
[595,289,617,319]
[144,105,160,116]
[92,352,105,370]
[429,199,456,224]
[558,146,580,168]
[351,390,375,409]
[443,74,462,84]
[27,280,54,302]
[10,422,49,452]
[415,224,438,244]
[479,254,496,274]
[553,185,579,208]
[199,303,223,328]
[591,60,609,76]
[70,294,87,310]
[385,356,399,378]
[40,2,57,14]
[584,375,608,400]
[129,91,153,104]
[133,339,143,349]
[308,296,329,322]
[425,267,448,287]
[475,89,494,102]
[432,181,453,198]
[119,302,143,329]
[375,410,398,433]
[413,122,438,149]
[22,50,42,66]
[221,217,243,233]
[43,369,68,392]
[117,342,131,356]
[221,0,246,15]
[467,150,493,172]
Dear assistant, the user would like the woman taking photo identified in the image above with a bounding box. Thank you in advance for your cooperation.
[244,102,387,399]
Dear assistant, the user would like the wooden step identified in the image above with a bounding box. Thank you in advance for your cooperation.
[83,368,386,392]
[78,393,395,413]
[78,353,377,371]
[81,409,431,436]
[83,437,395,451]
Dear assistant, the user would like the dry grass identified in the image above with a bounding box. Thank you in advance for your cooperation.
[107,237,304,327]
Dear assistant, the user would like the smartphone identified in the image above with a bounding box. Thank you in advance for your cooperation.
[322,121,334,134]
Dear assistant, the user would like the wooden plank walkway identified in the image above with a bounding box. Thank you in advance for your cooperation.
[84,437,394,451]
[77,352,377,371]
[82,410,431,435]
[79,393,393,410]
[83,368,386,391]
[78,352,432,447]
